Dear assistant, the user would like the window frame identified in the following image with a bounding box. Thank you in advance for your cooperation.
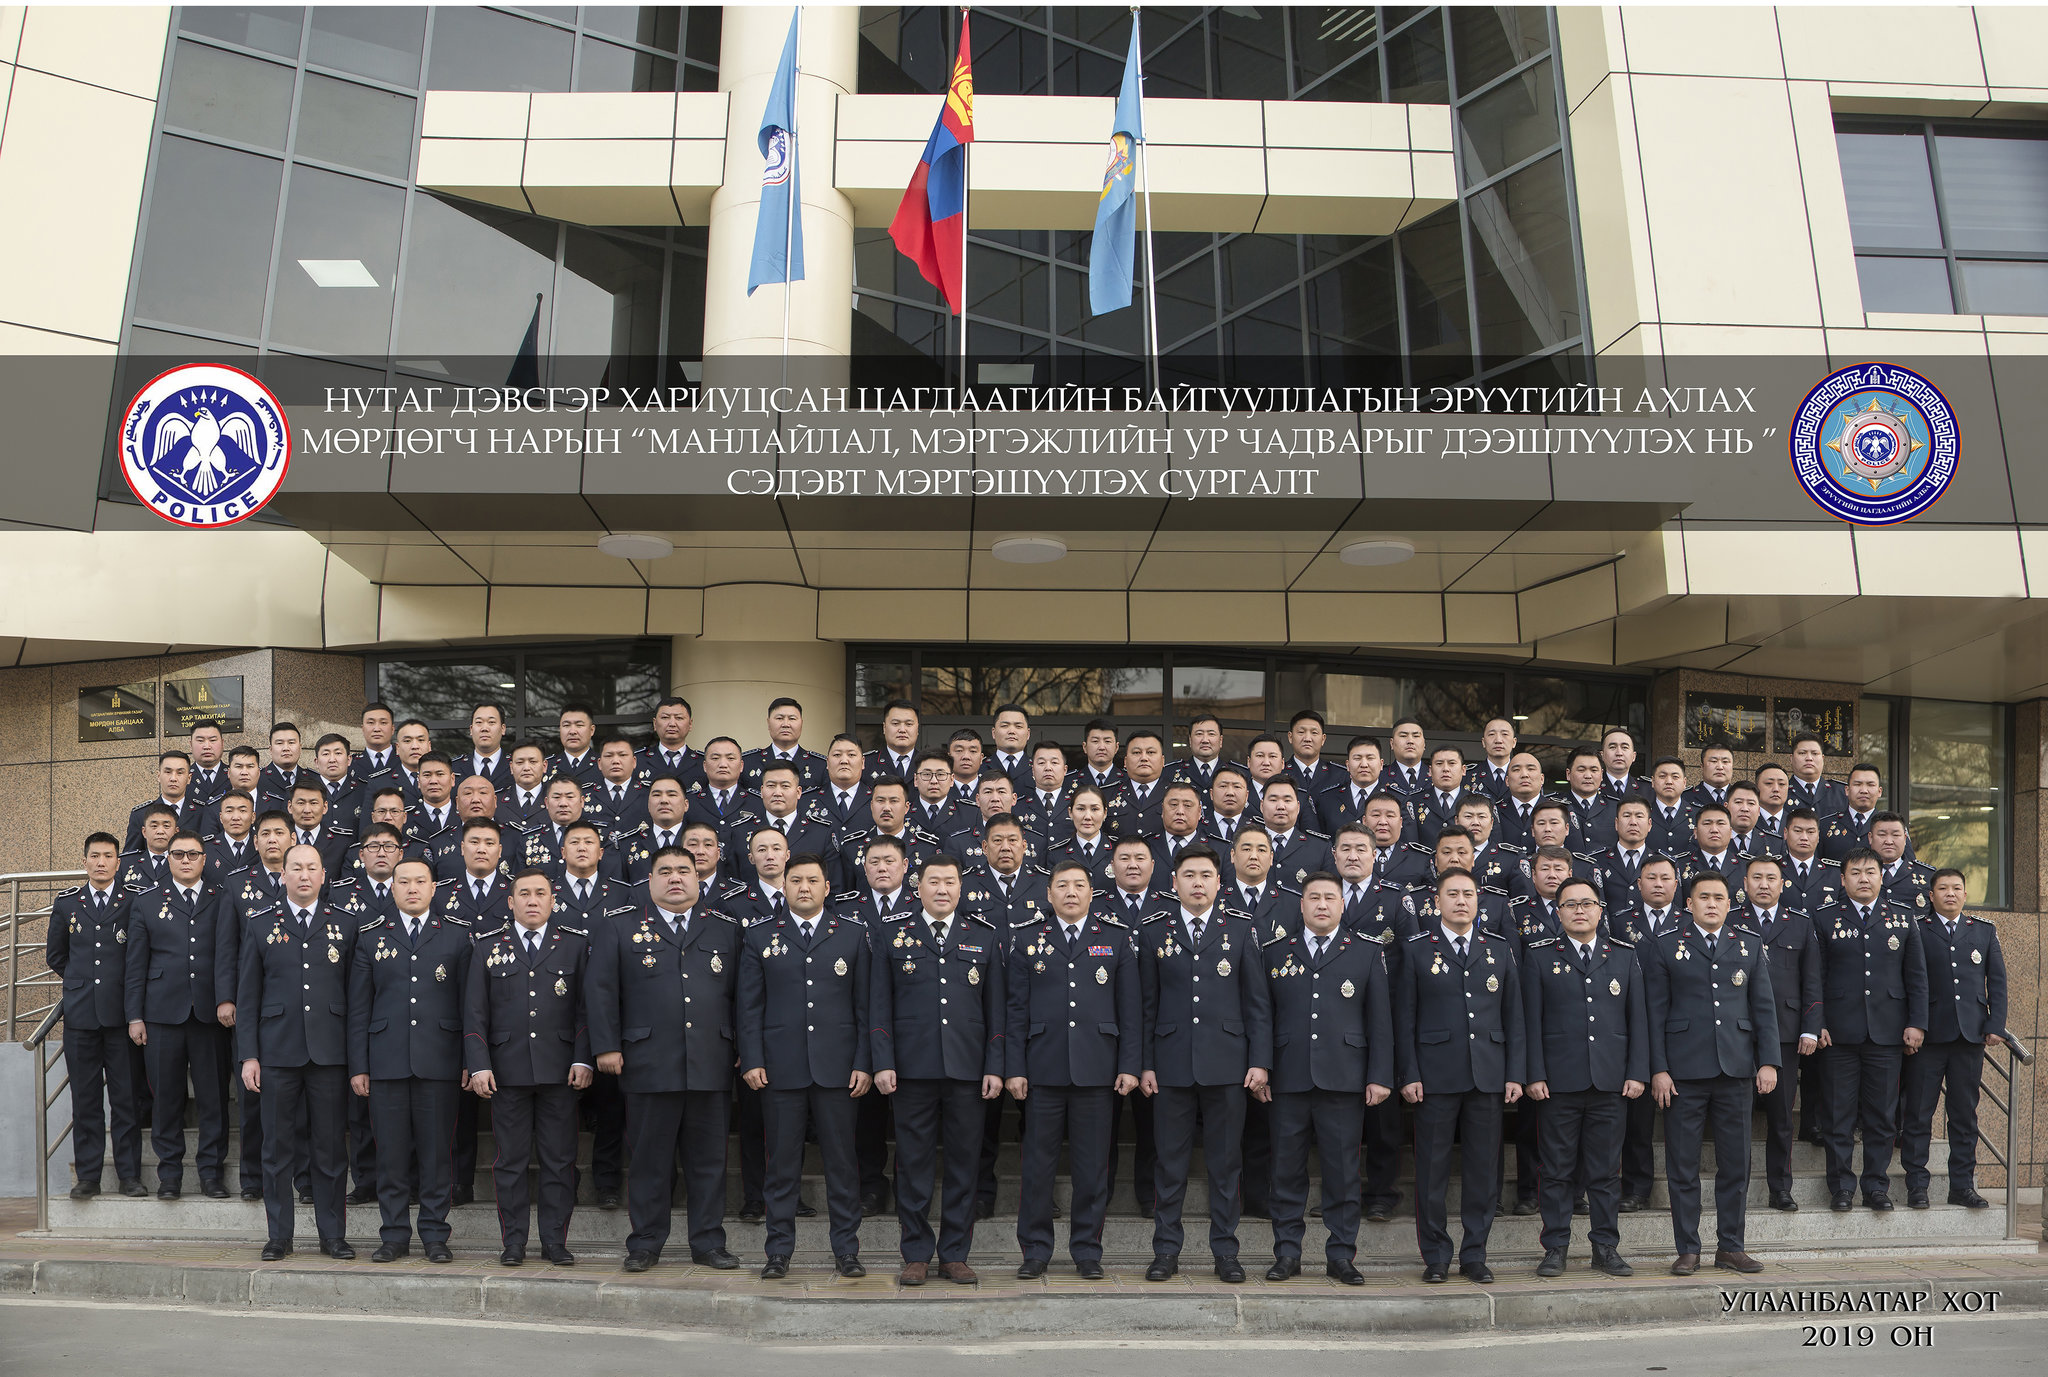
[362,636,673,756]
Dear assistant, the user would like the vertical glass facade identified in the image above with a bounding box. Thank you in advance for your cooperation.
[1905,699,2008,907]
[117,6,713,423]
[853,6,1587,387]
[368,638,670,757]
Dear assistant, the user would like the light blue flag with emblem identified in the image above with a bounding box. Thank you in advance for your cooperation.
[747,11,804,294]
[1088,21,1144,315]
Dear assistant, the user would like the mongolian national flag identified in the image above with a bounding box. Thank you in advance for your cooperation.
[888,15,974,313]
[1088,21,1144,315]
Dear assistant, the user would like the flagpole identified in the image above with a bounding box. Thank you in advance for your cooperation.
[782,5,802,387]
[957,7,971,402]
[1131,5,1160,397]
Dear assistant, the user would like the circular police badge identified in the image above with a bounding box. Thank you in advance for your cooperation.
[1790,363,1957,525]
[120,364,291,527]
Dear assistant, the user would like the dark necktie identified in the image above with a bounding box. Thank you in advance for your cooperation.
[573,880,589,905]
[1706,931,1718,957]
[374,884,388,905]
[1310,935,1327,963]
[717,791,730,815]
[1064,924,1079,955]
[1347,883,1363,909]
[929,919,947,947]
[1127,895,1144,921]
[1857,904,1872,925]
[525,931,540,957]
[771,893,787,922]
[1758,910,1773,937]
[799,919,816,944]
[838,791,853,815]
[1454,935,1468,962]
[1245,886,1261,909]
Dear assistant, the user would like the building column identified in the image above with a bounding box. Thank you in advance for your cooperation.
[702,3,858,358]
[667,585,845,752]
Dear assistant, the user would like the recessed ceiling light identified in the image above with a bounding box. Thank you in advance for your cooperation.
[298,258,378,288]
[598,532,674,560]
[1339,538,1416,566]
[991,536,1067,564]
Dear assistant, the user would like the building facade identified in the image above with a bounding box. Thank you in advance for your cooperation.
[0,4,2043,1173]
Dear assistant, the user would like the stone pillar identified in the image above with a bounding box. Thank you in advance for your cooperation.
[667,585,845,752]
[702,3,858,358]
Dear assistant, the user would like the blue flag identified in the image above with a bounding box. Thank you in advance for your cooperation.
[1088,22,1144,316]
[747,11,804,294]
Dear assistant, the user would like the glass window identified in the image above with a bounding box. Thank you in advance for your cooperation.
[1933,132,2048,254]
[163,40,294,150]
[1469,152,1579,360]
[555,228,667,378]
[270,166,405,358]
[1857,697,1892,810]
[682,7,721,66]
[1512,676,1643,742]
[920,663,1163,718]
[1276,668,1506,733]
[1213,8,1285,101]
[426,7,574,91]
[1906,699,2007,906]
[1291,7,1380,87]
[1957,259,2048,316]
[853,659,914,711]
[294,73,416,179]
[1308,243,1399,355]
[306,6,427,86]
[1172,664,1266,721]
[1384,15,1448,105]
[1399,205,1470,380]
[395,196,561,359]
[1450,4,1549,94]
[582,6,683,51]
[1854,255,1953,314]
[378,657,520,727]
[576,36,677,92]
[1837,130,1943,250]
[134,137,283,339]
[524,645,664,721]
[1457,56,1557,183]
[180,6,304,58]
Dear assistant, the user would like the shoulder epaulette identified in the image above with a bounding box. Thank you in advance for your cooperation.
[963,913,995,929]
[1818,857,1842,868]
[56,885,83,898]
[1011,918,1042,929]
[1481,883,1507,895]
[1495,841,1527,855]
[1608,937,1636,949]
[1527,936,1558,948]
[1302,827,1329,841]
[881,911,911,923]
[558,924,587,937]
[130,882,161,896]
[603,904,637,917]
[909,827,939,844]
[1571,850,1600,863]
[1405,931,1430,942]
[1403,842,1432,855]
[836,914,866,926]
[832,890,860,903]
[476,922,510,939]
[443,915,472,926]
[357,916,386,932]
[1726,921,1761,937]
[1262,932,1293,948]
[1140,912,1170,925]
[433,876,457,888]
[1097,915,1127,928]
[746,914,777,926]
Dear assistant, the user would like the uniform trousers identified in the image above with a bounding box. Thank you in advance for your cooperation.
[1151,1083,1246,1259]
[366,1077,457,1247]
[890,1078,984,1263]
[1238,1093,1272,1215]
[1017,1085,1114,1264]
[735,1080,766,1211]
[1411,1089,1503,1269]
[1823,1042,1904,1199]
[623,1089,730,1257]
[144,1019,230,1185]
[1758,1042,1803,1196]
[347,1089,377,1190]
[856,1090,893,1205]
[1620,1093,1658,1200]
[1536,1088,1623,1251]
[1110,1089,1156,1211]
[1665,1074,1751,1254]
[1270,1089,1365,1261]
[488,1082,578,1252]
[1901,1040,1986,1194]
[762,1085,861,1259]
[261,1062,349,1245]
[64,1026,141,1183]
[584,1069,626,1194]
[1362,1095,1403,1212]
[1510,1097,1541,1204]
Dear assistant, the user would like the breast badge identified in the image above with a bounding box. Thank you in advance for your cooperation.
[1485,974,1498,992]
[710,953,723,974]
[1340,979,1356,999]
[554,977,567,996]
[834,957,848,976]
[642,953,656,967]
[1971,949,1983,965]
[327,945,341,963]
[1887,935,1900,950]
[434,964,447,982]
[1095,965,1108,984]
[1608,978,1621,996]
[1732,969,1746,987]
[967,965,981,985]
[1216,958,1232,977]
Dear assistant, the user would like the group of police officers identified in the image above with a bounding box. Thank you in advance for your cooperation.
[46,694,2011,1285]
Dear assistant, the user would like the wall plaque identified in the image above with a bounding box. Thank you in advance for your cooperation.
[1771,697,1853,755]
[165,676,245,735]
[79,683,157,742]
[1683,690,1766,752]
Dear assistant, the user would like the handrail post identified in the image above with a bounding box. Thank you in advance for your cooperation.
[2007,1045,2021,1243]
[34,1036,49,1233]
[5,875,18,1042]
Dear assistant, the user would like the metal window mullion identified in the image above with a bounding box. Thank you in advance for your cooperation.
[252,18,314,357]
[1920,120,1968,312]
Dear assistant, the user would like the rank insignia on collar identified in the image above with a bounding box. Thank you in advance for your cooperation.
[834,957,848,976]
[1732,969,1746,986]
[1609,978,1621,995]
[1340,979,1356,999]
[434,964,447,982]
[1095,965,1108,984]
[710,953,723,974]
[554,977,567,996]
[1485,974,1498,991]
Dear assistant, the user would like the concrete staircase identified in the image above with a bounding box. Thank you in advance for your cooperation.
[40,1120,2027,1266]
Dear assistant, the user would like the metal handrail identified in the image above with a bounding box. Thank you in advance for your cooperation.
[1980,1032,2035,1242]
[27,1004,65,1233]
[3,870,87,1041]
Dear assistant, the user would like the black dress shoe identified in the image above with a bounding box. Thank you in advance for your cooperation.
[1508,1197,1537,1217]
[1617,1195,1645,1213]
[69,1180,101,1199]
[1139,1201,1156,1219]
[1770,1191,1799,1212]
[121,1179,149,1198]
[1572,1197,1589,1216]
[202,1180,231,1199]
[739,1205,765,1223]
[1364,1203,1392,1224]
[622,1251,656,1273]
[860,1192,884,1218]
[321,1239,356,1260]
[1016,1258,1047,1279]
[692,1248,740,1270]
[1536,1247,1566,1278]
[297,1190,315,1206]
[240,1188,263,1201]
[451,1185,474,1207]
[1327,1260,1365,1286]
[834,1255,866,1278]
[1145,1254,1179,1282]
[597,1191,622,1211]
[542,1245,575,1266]
[1950,1188,1991,1209]
[261,1241,291,1261]
[1266,1256,1300,1281]
[796,1201,816,1218]
[1907,1190,1930,1209]
[424,1243,454,1264]
[761,1255,790,1280]
[1076,1259,1104,1280]
[974,1199,995,1220]
[371,1243,405,1263]
[1831,1193,1854,1212]
[347,1186,378,1206]
[1240,1202,1270,1221]
[1422,1265,1448,1284]
[1215,1257,1246,1283]
[499,1246,524,1266]
[1865,1192,1894,1211]
[157,1183,182,1200]
[1590,1246,1633,1277]
[409,1192,420,1206]
[1460,1261,1495,1284]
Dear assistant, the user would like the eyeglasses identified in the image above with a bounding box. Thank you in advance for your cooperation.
[1559,898,1602,912]
[166,849,206,861]
[361,841,402,852]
